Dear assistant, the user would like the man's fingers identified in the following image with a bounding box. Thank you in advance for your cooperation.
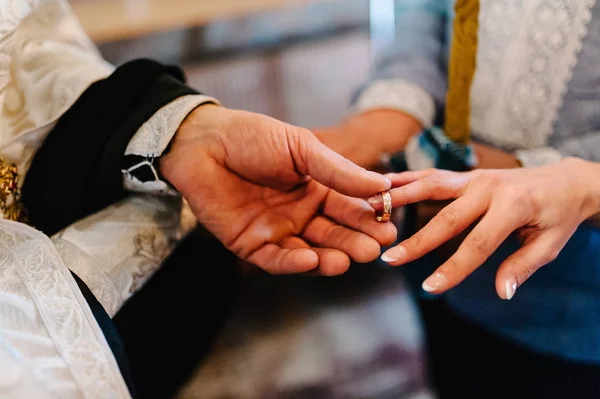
[281,237,351,276]
[302,216,381,264]
[418,206,524,295]
[369,172,471,211]
[495,229,574,300]
[381,193,488,266]
[322,191,397,246]
[385,169,446,188]
[246,243,319,275]
[290,129,391,197]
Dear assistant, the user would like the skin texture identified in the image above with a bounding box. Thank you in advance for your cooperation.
[315,108,521,256]
[370,158,600,300]
[413,141,522,254]
[314,110,423,171]
[159,105,397,276]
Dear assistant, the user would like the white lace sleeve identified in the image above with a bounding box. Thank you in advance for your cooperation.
[515,147,563,168]
[354,79,436,128]
[122,95,219,195]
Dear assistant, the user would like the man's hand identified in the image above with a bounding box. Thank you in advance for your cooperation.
[314,110,423,171]
[160,105,397,276]
[373,158,600,299]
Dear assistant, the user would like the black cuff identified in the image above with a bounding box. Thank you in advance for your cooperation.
[22,59,199,236]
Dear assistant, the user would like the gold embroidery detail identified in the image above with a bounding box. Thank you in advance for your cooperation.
[0,160,27,223]
[444,0,480,144]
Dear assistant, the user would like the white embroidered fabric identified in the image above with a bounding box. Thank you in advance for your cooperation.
[0,220,131,399]
[470,0,596,150]
[0,1,203,397]
[0,0,206,195]
[354,79,436,128]
[52,196,183,318]
[0,0,114,178]
[123,94,219,194]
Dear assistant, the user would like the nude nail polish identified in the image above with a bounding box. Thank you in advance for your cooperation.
[505,279,517,300]
[422,272,447,293]
[381,246,406,263]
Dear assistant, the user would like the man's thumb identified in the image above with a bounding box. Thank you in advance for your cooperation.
[289,128,391,198]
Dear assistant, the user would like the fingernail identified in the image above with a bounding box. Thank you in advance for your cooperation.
[381,246,406,263]
[422,272,448,293]
[367,193,383,206]
[367,171,391,187]
[504,279,518,300]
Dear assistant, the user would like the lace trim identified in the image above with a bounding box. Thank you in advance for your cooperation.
[470,0,595,150]
[125,94,219,156]
[0,219,130,398]
[515,147,563,168]
[354,79,436,128]
[124,94,218,194]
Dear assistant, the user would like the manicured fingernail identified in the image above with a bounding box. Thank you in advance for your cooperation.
[368,193,383,206]
[422,272,448,293]
[505,279,517,300]
[381,246,406,263]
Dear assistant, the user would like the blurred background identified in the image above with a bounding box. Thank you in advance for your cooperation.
[69,1,430,398]
[72,0,398,127]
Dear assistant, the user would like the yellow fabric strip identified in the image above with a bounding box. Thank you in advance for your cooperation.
[444,0,480,145]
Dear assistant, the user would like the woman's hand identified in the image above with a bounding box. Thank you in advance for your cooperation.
[473,142,521,169]
[314,110,423,171]
[160,105,397,276]
[412,143,521,257]
[371,158,600,299]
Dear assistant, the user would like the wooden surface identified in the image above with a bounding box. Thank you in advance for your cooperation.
[71,0,326,43]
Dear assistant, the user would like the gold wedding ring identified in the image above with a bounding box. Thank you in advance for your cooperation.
[375,191,392,223]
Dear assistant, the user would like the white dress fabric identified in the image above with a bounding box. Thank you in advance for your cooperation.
[0,1,214,397]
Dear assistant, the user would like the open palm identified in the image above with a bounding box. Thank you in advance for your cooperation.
[160,105,396,275]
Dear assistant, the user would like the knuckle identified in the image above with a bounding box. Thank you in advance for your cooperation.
[437,207,459,228]
[499,186,540,219]
[325,224,345,242]
[541,249,560,265]
[466,233,489,254]
[426,175,443,189]
[486,171,505,187]
[471,169,492,184]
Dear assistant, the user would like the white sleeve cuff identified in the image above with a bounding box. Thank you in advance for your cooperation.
[515,147,563,168]
[123,94,219,194]
[354,79,436,128]
[125,94,219,157]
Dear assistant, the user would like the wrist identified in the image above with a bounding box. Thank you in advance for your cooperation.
[169,103,222,145]
[350,109,423,153]
[565,157,600,219]
[159,103,222,189]
[585,161,600,216]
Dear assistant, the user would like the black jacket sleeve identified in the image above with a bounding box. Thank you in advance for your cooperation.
[22,58,199,236]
